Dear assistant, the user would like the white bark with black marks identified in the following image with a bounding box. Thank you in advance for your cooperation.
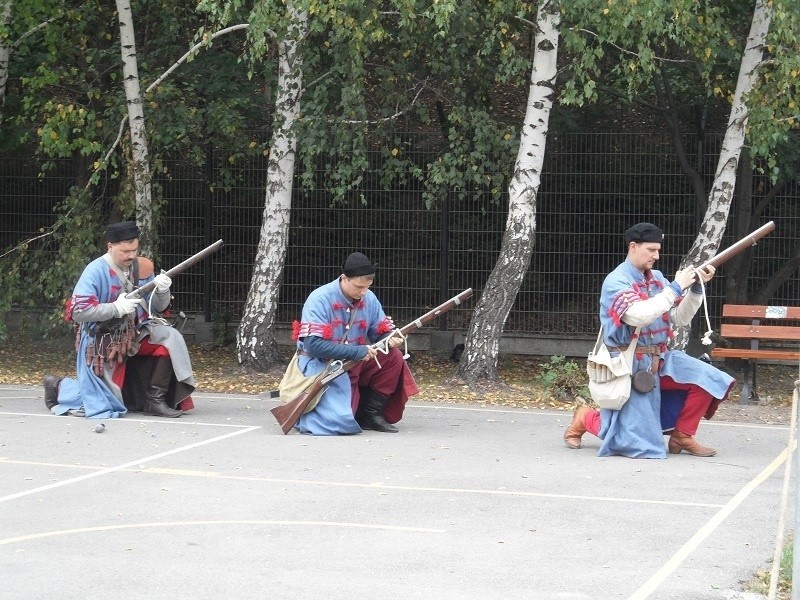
[237,4,307,369]
[0,0,12,127]
[675,0,772,349]
[116,0,153,255]
[457,1,560,383]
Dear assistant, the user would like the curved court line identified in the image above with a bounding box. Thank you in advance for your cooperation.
[0,425,260,504]
[627,443,793,600]
[0,458,725,508]
[0,519,445,546]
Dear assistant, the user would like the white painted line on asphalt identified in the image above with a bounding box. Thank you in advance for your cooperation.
[626,441,794,600]
[0,411,260,427]
[0,519,445,546]
[0,458,727,509]
[0,425,260,504]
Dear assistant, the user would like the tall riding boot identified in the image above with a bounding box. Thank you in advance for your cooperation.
[43,375,64,410]
[143,358,182,418]
[357,390,398,433]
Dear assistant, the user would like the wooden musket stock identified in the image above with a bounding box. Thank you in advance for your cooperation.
[698,221,775,270]
[270,288,474,434]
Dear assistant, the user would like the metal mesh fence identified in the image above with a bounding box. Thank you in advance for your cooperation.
[2,132,798,340]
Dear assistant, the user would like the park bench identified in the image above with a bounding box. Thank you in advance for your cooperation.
[710,304,800,404]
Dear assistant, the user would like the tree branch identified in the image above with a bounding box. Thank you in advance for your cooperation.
[339,78,429,124]
[575,28,695,65]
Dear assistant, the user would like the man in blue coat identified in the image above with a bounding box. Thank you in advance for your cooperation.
[564,223,735,458]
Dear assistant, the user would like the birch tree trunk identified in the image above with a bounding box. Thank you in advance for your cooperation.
[115,0,154,255]
[236,4,307,370]
[674,0,772,348]
[456,0,560,383]
[0,0,12,128]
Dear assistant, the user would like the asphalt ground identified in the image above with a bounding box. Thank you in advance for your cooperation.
[0,384,792,600]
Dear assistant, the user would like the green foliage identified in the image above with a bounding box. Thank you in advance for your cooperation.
[0,188,101,341]
[198,0,534,207]
[534,355,589,402]
[746,0,800,178]
[561,0,735,107]
[559,0,799,180]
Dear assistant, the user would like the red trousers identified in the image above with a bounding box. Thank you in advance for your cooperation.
[583,375,713,437]
[348,347,406,413]
[659,375,714,435]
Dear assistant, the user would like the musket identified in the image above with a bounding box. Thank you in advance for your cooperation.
[270,288,474,434]
[697,221,775,270]
[128,239,224,299]
[693,222,775,347]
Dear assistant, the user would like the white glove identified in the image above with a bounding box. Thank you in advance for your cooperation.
[112,293,138,317]
[153,270,172,293]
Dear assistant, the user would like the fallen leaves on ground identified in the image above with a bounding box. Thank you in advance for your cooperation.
[1,340,796,424]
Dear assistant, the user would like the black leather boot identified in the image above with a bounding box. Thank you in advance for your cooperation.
[143,358,182,418]
[43,375,63,410]
[357,390,398,433]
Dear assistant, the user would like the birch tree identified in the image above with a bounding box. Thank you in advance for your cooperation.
[115,0,154,256]
[680,0,773,268]
[457,0,561,383]
[236,4,306,368]
[0,0,11,127]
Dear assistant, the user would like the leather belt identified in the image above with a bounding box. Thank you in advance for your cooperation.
[613,345,662,373]
[612,345,662,355]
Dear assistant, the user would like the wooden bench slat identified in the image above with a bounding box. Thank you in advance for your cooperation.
[711,348,800,360]
[719,323,800,341]
[715,303,800,404]
[721,304,800,320]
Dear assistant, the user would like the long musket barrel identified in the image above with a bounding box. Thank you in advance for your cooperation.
[129,239,224,299]
[270,288,474,434]
[698,221,775,270]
